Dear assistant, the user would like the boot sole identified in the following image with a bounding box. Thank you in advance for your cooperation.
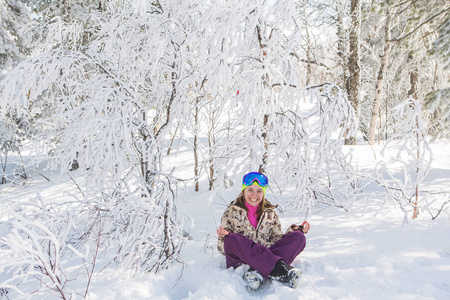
[243,272,263,291]
[288,269,303,288]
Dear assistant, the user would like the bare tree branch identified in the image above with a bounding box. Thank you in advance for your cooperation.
[389,6,450,42]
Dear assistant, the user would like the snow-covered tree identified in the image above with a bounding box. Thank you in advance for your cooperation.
[377,98,432,222]
[432,14,450,69]
[423,88,450,139]
[0,0,31,72]
[0,1,200,283]
[361,0,450,143]
[149,0,360,214]
[192,0,306,173]
[0,195,96,299]
[272,83,358,214]
[428,13,450,139]
[0,114,34,184]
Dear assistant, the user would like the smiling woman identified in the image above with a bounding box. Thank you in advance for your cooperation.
[216,172,310,291]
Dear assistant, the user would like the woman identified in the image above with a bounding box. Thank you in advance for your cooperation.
[217,172,310,290]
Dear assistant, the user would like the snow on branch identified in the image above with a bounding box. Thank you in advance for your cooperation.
[270,83,359,215]
[376,98,434,222]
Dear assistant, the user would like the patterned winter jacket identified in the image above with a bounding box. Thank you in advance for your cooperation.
[217,199,294,255]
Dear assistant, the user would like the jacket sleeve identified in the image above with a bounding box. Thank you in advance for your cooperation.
[217,206,234,255]
[285,224,296,234]
[285,224,305,234]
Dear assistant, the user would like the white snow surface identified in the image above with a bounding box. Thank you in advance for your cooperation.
[1,142,450,300]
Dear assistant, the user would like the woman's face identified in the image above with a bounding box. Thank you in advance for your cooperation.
[244,184,264,207]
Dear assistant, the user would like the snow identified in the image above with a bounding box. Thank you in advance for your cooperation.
[2,142,449,300]
[82,197,450,300]
[1,0,449,298]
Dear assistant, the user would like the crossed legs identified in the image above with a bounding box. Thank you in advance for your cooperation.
[223,231,306,278]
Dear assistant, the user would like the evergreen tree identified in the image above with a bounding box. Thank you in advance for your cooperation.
[432,14,450,69]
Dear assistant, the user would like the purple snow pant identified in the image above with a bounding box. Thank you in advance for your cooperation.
[223,231,306,278]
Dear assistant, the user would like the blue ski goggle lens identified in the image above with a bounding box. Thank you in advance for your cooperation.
[242,172,269,188]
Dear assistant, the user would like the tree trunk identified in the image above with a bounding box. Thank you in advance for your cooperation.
[256,25,270,174]
[206,117,216,191]
[1,152,7,184]
[209,158,214,191]
[413,99,420,220]
[166,126,178,155]
[369,10,391,145]
[259,113,269,174]
[407,52,419,219]
[193,98,200,192]
[407,52,419,100]
[336,11,348,91]
[305,25,313,86]
[345,0,361,145]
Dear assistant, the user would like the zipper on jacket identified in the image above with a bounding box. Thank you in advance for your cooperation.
[255,212,266,238]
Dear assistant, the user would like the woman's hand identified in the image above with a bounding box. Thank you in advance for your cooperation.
[300,221,310,234]
[217,225,229,238]
[290,221,311,234]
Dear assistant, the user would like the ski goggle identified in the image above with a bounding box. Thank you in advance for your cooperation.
[242,172,269,189]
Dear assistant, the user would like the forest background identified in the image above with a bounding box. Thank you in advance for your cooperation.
[1,0,450,299]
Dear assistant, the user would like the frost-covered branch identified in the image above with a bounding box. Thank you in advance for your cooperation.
[376,98,434,222]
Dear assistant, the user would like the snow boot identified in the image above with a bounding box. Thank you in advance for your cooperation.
[268,260,302,288]
[243,268,264,291]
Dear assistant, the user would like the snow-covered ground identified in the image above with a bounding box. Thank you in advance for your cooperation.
[84,197,450,300]
[1,142,450,300]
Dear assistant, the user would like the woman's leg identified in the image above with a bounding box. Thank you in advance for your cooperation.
[223,233,281,278]
[268,231,306,265]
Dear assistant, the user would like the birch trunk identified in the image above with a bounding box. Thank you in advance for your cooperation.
[369,10,391,145]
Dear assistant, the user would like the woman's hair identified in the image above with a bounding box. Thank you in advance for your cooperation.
[233,190,273,219]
